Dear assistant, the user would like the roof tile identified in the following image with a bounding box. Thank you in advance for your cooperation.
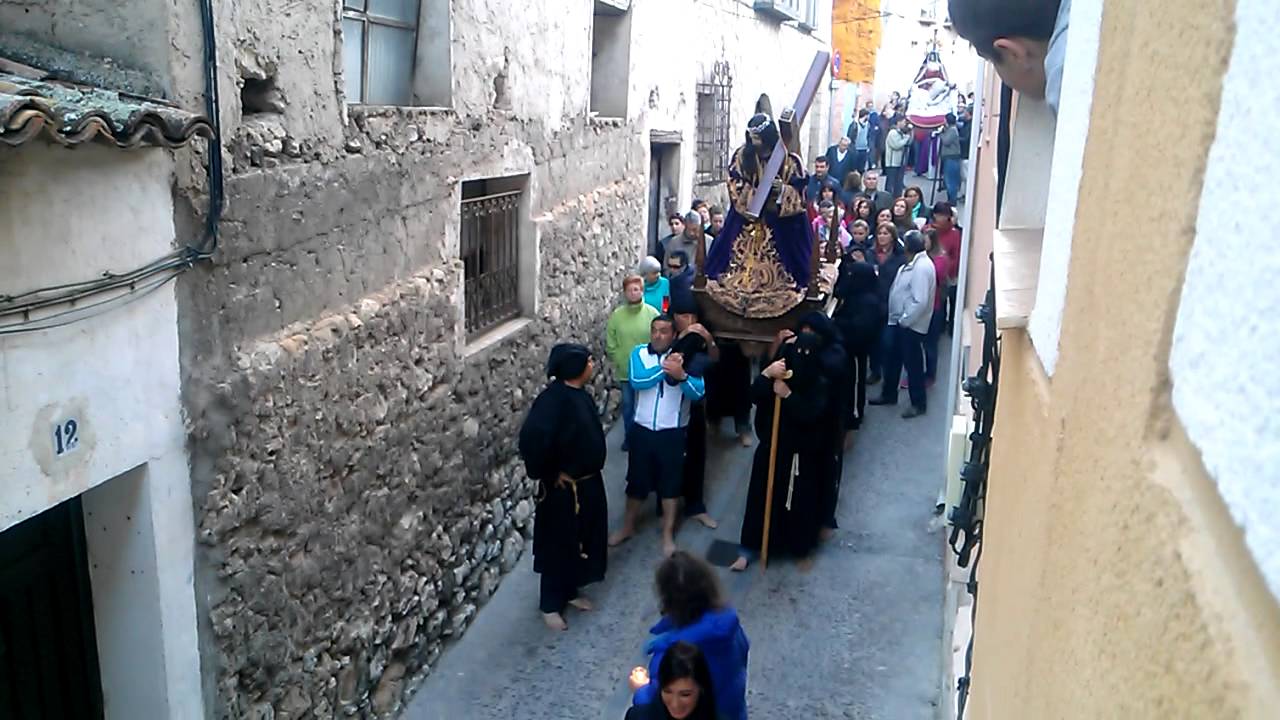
[0,71,213,149]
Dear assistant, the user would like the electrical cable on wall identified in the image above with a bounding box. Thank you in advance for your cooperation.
[0,0,224,336]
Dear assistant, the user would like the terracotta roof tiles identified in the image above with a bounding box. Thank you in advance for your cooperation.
[0,61,213,150]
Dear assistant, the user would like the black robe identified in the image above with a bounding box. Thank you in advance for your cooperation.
[705,341,752,425]
[738,342,830,559]
[797,315,850,531]
[834,260,881,429]
[517,381,608,591]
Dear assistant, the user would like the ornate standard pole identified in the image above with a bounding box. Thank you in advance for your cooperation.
[759,368,793,571]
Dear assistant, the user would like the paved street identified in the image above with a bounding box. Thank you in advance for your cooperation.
[404,346,950,720]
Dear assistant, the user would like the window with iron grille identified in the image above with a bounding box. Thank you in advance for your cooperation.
[342,0,420,105]
[461,179,523,337]
[695,61,733,187]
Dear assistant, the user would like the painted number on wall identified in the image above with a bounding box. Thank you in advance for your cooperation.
[53,419,80,456]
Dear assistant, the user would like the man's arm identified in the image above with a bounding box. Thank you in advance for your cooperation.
[630,346,665,389]
[605,313,621,371]
[901,264,933,329]
[678,373,706,402]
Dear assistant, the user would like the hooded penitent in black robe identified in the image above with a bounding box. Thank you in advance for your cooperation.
[834,260,881,430]
[796,312,849,531]
[738,334,830,560]
[518,379,609,614]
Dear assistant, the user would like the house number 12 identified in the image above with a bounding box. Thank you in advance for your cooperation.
[53,419,80,456]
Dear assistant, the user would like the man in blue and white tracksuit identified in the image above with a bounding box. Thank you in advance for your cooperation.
[607,314,705,557]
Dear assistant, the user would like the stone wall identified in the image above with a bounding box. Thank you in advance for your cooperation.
[185,152,645,719]
[175,8,650,710]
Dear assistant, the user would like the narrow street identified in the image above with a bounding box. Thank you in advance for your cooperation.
[405,351,950,719]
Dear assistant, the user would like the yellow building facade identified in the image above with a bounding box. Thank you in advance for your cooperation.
[947,1,1280,717]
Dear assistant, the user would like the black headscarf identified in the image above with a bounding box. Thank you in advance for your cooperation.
[546,343,591,381]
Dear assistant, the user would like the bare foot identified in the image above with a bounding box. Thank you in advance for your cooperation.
[542,612,568,631]
[662,539,678,558]
[568,596,593,612]
[608,529,634,547]
[819,527,835,542]
[692,513,719,529]
[797,556,816,573]
[729,556,749,572]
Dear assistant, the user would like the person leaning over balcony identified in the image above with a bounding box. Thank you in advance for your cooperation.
[607,274,660,453]
[949,0,1069,115]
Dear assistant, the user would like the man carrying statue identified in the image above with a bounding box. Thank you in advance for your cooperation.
[701,112,816,319]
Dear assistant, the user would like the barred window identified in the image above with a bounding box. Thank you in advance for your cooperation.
[695,61,733,187]
[461,180,523,337]
[342,0,419,105]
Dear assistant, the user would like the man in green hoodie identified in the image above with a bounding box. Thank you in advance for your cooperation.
[607,274,659,452]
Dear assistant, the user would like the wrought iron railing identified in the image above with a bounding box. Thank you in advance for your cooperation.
[949,262,1001,718]
[461,190,522,336]
[695,61,733,187]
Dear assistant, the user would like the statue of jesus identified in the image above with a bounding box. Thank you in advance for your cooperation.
[702,112,814,319]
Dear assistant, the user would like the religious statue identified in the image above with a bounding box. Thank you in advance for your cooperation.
[702,113,814,319]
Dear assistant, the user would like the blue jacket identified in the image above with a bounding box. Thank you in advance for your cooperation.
[633,608,750,720]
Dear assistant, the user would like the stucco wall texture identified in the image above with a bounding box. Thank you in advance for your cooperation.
[968,1,1280,718]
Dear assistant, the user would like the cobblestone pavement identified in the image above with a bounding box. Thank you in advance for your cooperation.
[403,346,950,720]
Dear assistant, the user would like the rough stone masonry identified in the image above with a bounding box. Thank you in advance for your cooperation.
[182,106,647,717]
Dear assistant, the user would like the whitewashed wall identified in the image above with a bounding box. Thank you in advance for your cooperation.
[1027,0,1103,375]
[1170,0,1280,599]
[871,0,977,107]
[0,142,203,718]
[626,0,834,208]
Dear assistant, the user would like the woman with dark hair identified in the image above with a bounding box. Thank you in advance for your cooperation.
[851,196,875,227]
[631,552,749,720]
[875,206,893,230]
[626,642,722,720]
[891,197,915,234]
[904,185,927,226]
[807,181,842,224]
[868,223,906,386]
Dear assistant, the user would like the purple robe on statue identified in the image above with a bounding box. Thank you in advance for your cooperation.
[704,146,814,290]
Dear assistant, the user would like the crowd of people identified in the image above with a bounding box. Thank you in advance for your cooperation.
[518,85,967,718]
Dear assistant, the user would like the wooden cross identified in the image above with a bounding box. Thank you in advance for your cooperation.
[745,51,831,219]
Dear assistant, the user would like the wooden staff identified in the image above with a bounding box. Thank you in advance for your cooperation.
[759,368,793,571]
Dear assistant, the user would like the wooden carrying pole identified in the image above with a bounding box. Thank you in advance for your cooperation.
[759,369,792,571]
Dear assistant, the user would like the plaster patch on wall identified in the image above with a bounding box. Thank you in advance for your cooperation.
[1171,0,1280,599]
[29,397,96,478]
[1027,0,1103,376]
